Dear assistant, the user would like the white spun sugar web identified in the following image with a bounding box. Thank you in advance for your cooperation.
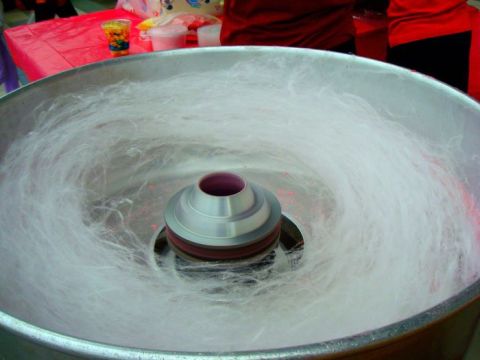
[0,59,479,352]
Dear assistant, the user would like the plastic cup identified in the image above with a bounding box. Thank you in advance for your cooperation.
[197,24,221,47]
[101,19,131,57]
[149,25,188,51]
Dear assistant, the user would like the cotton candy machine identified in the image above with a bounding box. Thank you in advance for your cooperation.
[0,47,480,359]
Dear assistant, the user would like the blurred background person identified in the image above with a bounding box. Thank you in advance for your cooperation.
[0,0,19,92]
[220,0,357,54]
[33,0,78,22]
[15,0,78,22]
[387,0,473,92]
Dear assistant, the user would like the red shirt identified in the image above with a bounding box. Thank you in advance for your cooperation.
[220,0,355,50]
[388,0,472,47]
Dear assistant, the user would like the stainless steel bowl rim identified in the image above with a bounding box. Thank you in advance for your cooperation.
[0,46,479,359]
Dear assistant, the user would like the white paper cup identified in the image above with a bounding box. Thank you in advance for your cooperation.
[197,24,221,47]
[150,25,188,51]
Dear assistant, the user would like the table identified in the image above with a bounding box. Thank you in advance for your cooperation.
[3,8,479,101]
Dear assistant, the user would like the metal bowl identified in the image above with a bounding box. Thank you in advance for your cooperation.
[0,47,479,359]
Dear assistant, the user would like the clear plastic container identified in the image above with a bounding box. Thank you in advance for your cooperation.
[197,24,221,47]
[149,25,188,51]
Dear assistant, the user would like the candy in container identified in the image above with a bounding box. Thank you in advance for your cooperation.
[101,19,132,57]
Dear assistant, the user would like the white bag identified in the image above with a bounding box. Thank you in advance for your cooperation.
[116,0,163,18]
[117,0,223,19]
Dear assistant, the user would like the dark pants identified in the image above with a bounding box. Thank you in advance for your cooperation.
[34,0,77,22]
[387,31,471,92]
[330,38,356,55]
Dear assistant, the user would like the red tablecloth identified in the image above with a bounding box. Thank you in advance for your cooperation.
[3,8,479,102]
[5,9,147,82]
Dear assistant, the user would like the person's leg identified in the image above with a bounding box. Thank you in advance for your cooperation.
[54,0,77,18]
[0,34,19,92]
[329,37,356,55]
[33,0,55,21]
[387,31,471,92]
